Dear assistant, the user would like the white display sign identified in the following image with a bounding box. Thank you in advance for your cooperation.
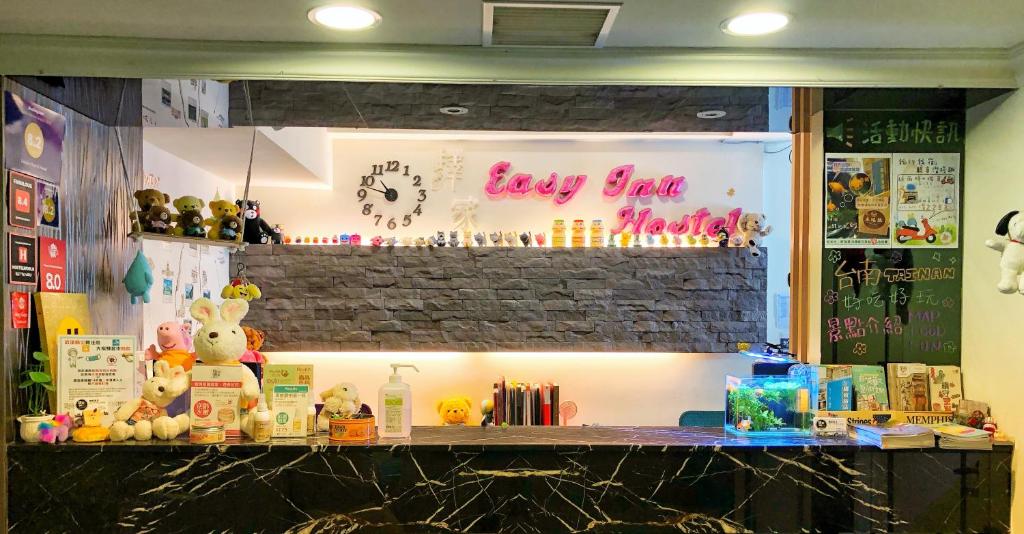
[56,335,138,426]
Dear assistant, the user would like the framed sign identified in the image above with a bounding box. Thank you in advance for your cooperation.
[8,233,38,286]
[8,171,37,229]
[56,335,137,427]
[3,91,66,184]
[37,180,60,229]
[11,291,31,329]
[38,236,67,292]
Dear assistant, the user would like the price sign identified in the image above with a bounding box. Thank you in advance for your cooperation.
[3,91,66,184]
[8,233,38,286]
[38,236,66,293]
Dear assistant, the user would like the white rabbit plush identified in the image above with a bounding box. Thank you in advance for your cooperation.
[738,212,773,257]
[985,210,1024,294]
[190,298,261,436]
[109,360,191,441]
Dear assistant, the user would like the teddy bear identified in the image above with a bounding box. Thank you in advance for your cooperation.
[213,214,244,242]
[737,212,773,257]
[236,199,276,245]
[317,382,361,431]
[437,397,473,425]
[172,196,208,238]
[190,298,261,436]
[132,189,171,225]
[206,198,239,239]
[143,205,173,234]
[985,210,1024,294]
[109,360,191,441]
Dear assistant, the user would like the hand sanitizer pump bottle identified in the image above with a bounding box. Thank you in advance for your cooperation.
[378,364,419,439]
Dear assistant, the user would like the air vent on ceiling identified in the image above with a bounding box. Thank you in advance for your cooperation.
[483,2,621,48]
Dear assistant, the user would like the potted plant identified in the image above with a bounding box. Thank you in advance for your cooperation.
[17,351,54,443]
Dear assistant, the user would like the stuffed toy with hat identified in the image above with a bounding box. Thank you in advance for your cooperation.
[986,210,1024,294]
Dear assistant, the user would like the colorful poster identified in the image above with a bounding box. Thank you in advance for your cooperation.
[38,236,67,293]
[37,181,60,229]
[8,233,38,285]
[3,91,66,184]
[825,154,891,248]
[11,291,30,329]
[8,171,36,229]
[56,335,137,427]
[892,153,959,248]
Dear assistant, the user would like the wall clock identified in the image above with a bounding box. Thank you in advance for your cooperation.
[357,160,427,230]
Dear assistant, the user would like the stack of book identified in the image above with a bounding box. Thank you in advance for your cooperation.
[492,378,560,426]
[849,422,935,449]
[927,423,992,450]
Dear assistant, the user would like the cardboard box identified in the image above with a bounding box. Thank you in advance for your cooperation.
[191,365,243,438]
[262,364,313,408]
[271,384,309,438]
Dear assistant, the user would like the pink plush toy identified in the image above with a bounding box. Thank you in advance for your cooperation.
[145,321,196,371]
[38,413,72,444]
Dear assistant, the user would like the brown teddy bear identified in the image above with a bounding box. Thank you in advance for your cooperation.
[132,189,171,226]
[213,214,243,242]
[143,205,173,234]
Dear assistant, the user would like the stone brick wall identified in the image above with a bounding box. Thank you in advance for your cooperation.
[233,246,766,352]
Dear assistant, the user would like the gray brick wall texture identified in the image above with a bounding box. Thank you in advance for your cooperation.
[233,246,767,353]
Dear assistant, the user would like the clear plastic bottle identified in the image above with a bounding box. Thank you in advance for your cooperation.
[571,220,586,248]
[589,219,604,248]
[552,220,566,247]
[378,364,419,439]
[253,395,272,443]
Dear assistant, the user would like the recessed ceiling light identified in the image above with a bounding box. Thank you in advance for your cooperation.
[697,110,727,119]
[307,5,381,31]
[439,106,469,116]
[720,12,790,36]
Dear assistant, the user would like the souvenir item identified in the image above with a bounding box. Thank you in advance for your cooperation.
[717,229,730,247]
[351,234,362,246]
[270,224,283,244]
[435,231,447,247]
[144,321,196,371]
[212,214,243,242]
[449,230,460,247]
[123,250,153,304]
[619,231,631,248]
[738,212,773,257]
[474,232,486,247]
[687,235,698,246]
[401,237,414,246]
[438,397,473,425]
[132,189,172,229]
[661,233,670,246]
[633,233,642,247]
[534,232,546,247]
[205,197,238,238]
[415,237,426,248]
[370,236,383,247]
[339,234,350,245]
[504,232,516,247]
[571,219,585,247]
[384,237,397,247]
[236,199,275,245]
[37,414,72,444]
[490,232,502,246]
[608,233,617,247]
[143,205,173,234]
[646,234,656,246]
[174,208,206,238]
[673,235,683,246]
[552,220,566,247]
[71,408,109,443]
[986,210,1024,293]
[519,232,531,247]
[699,234,710,247]
[108,361,190,441]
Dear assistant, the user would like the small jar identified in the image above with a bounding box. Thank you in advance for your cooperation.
[589,220,604,248]
[190,421,225,445]
[551,220,566,247]
[571,220,586,248]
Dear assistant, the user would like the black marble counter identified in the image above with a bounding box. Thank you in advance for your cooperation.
[7,426,1013,532]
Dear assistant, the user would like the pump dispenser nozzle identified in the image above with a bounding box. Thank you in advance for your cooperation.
[389,363,419,383]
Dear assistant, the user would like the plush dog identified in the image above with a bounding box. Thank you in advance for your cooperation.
[985,210,1024,294]
[109,360,190,441]
[738,213,773,257]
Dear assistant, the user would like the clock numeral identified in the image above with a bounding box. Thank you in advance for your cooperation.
[417,189,427,202]
[403,165,410,176]
[360,175,376,187]
[387,217,397,230]
[413,204,422,216]
[403,214,412,227]
[357,189,367,201]
[374,214,382,226]
[371,165,384,176]
[386,160,400,172]
[412,175,422,187]
[362,203,374,216]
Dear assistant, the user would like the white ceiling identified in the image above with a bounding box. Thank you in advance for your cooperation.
[1,0,1022,50]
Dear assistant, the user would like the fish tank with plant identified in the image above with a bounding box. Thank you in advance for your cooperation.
[725,375,813,436]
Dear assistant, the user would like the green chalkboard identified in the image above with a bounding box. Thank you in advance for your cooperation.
[821,100,965,366]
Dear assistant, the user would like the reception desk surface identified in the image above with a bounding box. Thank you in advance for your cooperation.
[7,426,1012,532]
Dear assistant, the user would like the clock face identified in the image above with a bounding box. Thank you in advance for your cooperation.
[356,160,427,231]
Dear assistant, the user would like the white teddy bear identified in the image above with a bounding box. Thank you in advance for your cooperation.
[317,382,361,431]
[985,210,1024,294]
[190,298,261,436]
[109,360,190,441]
[738,212,773,257]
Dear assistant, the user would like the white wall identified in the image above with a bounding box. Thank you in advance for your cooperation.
[252,138,765,240]
[266,351,752,427]
[964,89,1024,532]
[257,126,333,185]
[141,79,230,128]
[142,140,235,202]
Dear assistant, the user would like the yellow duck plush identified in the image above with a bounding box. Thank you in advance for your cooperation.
[437,397,473,425]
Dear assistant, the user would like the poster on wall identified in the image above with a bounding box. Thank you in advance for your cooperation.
[56,335,137,427]
[824,154,891,248]
[3,91,66,184]
[8,233,38,285]
[141,240,230,348]
[37,181,60,229]
[11,291,31,329]
[7,171,37,229]
[891,153,959,248]
[38,236,67,293]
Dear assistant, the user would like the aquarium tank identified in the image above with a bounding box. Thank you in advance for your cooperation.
[725,375,813,436]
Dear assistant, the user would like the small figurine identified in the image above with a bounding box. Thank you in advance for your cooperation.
[717,229,730,247]
[303,236,311,244]
[71,408,110,443]
[339,234,350,245]
[607,233,617,247]
[384,237,397,247]
[463,230,472,246]
[646,234,655,246]
[351,234,362,246]
[699,234,710,247]
[331,236,339,245]
[437,397,473,425]
[480,399,494,427]
[519,232,531,247]
[284,236,292,244]
[427,235,437,247]
[435,231,447,247]
[490,232,502,246]
[633,233,641,248]
[673,235,683,246]
[449,230,460,247]
[474,232,486,247]
[370,236,383,247]
[271,224,284,244]
[737,212,773,257]
[687,234,698,246]
[983,417,998,435]
[619,231,631,247]
[660,233,670,247]
[401,237,414,247]
[415,237,426,248]
[534,232,546,247]
[504,232,517,247]
[312,237,320,244]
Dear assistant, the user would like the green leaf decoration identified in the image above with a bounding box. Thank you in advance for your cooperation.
[32,352,49,362]
[41,383,55,391]
[18,379,33,388]
[29,371,51,383]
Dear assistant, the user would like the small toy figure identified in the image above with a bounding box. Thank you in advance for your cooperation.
[415,237,426,248]
[401,237,414,247]
[474,232,486,247]
[313,237,321,244]
[983,417,998,434]
[660,233,670,247]
[490,232,502,246]
[339,234,350,245]
[435,231,447,247]
[205,197,238,238]
[480,398,494,427]
[534,232,546,247]
[317,383,362,431]
[143,205,173,234]
[71,408,110,443]
[385,237,397,247]
[504,232,517,247]
[351,234,362,246]
[108,361,190,442]
[437,397,473,425]
[271,224,284,244]
[145,321,196,371]
[37,413,72,444]
[221,279,262,301]
[986,210,1024,293]
[738,212,773,257]
[240,326,267,365]
[123,250,154,305]
[132,189,172,227]
[608,233,617,247]
[699,234,710,247]
[370,235,383,247]
[619,231,631,248]
[633,233,642,247]
[717,229,731,247]
[519,232,531,247]
[236,199,275,245]
[646,234,655,246]
[449,230,460,247]
[673,235,682,246]
[687,234,698,246]
[284,236,292,244]
[214,214,243,242]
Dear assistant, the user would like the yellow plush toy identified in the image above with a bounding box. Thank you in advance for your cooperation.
[437,397,473,425]
[206,198,239,238]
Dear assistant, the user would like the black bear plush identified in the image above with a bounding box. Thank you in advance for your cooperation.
[236,199,275,245]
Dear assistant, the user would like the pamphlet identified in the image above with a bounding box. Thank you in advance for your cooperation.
[56,335,137,427]
[190,365,243,438]
[262,364,313,407]
[271,384,309,438]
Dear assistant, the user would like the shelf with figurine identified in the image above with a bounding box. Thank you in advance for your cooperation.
[127,188,284,250]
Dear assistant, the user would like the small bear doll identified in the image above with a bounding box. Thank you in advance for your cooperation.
[144,205,173,234]
[214,214,243,242]
[175,209,207,238]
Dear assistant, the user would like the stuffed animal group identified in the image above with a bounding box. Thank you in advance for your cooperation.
[131,189,277,245]
[986,210,1024,294]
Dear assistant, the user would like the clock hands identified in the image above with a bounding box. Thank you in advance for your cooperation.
[365,182,399,202]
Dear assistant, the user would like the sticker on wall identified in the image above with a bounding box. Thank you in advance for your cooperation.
[824,154,892,248]
[37,180,60,229]
[434,148,464,191]
[162,278,174,304]
[3,91,66,184]
[8,170,37,229]
[38,236,67,293]
[8,233,38,286]
[184,283,195,301]
[891,153,959,248]
[11,291,31,329]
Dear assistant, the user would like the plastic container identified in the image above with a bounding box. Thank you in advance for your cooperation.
[589,220,604,247]
[571,219,586,248]
[329,416,376,442]
[307,395,317,435]
[253,396,272,443]
[551,220,566,247]
[725,375,813,436]
[190,421,225,444]
[378,363,419,439]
